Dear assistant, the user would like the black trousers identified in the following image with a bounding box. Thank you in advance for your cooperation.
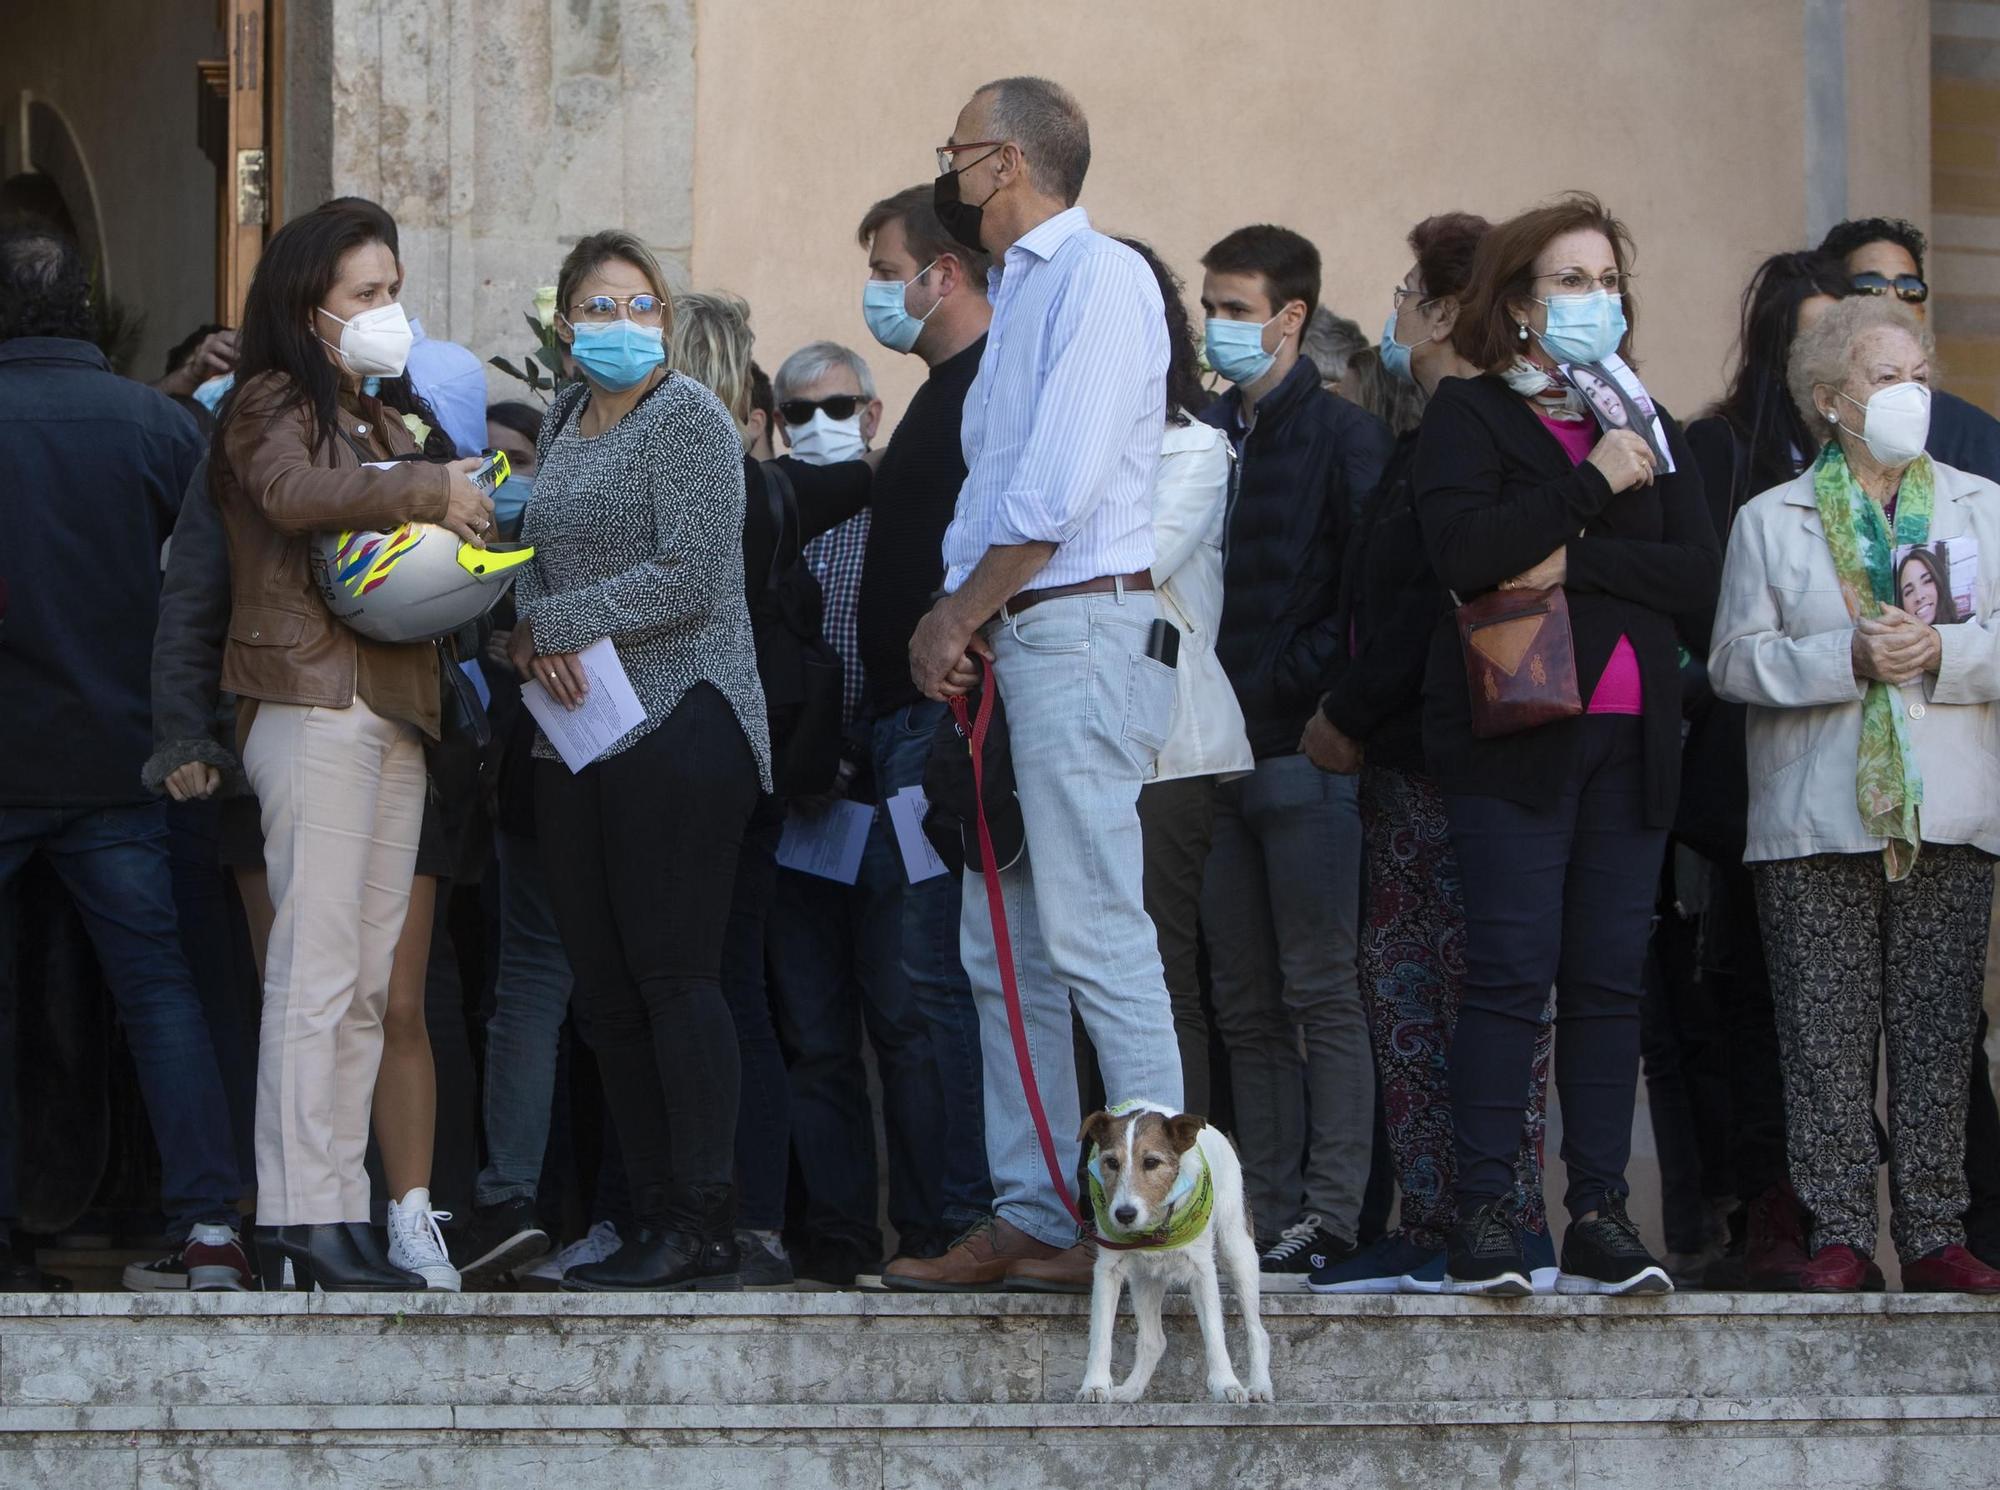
[535,684,758,1224]
[1446,716,1667,1220]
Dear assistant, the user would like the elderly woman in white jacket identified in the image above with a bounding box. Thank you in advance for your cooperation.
[1710,294,2000,1295]
[1120,239,1255,1118]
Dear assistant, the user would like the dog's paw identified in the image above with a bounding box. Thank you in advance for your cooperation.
[1109,1380,1149,1403]
[1076,1382,1114,1404]
[1210,1378,1250,1405]
[1246,1378,1275,1405]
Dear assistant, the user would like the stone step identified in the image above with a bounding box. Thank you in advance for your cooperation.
[3,1292,1994,1488]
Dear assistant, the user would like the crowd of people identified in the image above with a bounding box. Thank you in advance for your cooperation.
[3,73,1999,1299]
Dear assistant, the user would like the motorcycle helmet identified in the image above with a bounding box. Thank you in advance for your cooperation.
[311,524,535,643]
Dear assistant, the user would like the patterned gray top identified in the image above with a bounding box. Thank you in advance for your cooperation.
[516,374,772,785]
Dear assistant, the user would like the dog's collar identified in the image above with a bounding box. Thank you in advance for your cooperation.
[1085,1142,1214,1250]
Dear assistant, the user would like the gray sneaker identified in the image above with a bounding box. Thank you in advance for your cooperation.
[736,1229,794,1288]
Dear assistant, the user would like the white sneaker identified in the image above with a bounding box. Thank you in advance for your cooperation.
[519,1220,621,1285]
[387,1189,462,1292]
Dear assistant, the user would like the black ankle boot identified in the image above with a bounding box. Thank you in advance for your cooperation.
[255,1223,428,1291]
[561,1184,741,1292]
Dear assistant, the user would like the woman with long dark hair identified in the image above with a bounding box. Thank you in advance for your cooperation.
[1115,237,1253,1120]
[1668,251,1851,1288]
[213,204,490,1290]
[1415,194,1719,1296]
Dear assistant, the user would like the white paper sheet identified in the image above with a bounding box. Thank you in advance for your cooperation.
[885,786,949,884]
[775,799,875,885]
[520,637,648,773]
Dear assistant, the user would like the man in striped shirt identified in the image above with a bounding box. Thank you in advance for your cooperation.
[888,76,1180,1295]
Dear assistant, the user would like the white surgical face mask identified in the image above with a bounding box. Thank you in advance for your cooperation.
[786,408,867,465]
[317,301,414,379]
[1835,381,1932,467]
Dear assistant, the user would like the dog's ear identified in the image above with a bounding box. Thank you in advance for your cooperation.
[1078,1109,1118,1151]
[1164,1113,1206,1153]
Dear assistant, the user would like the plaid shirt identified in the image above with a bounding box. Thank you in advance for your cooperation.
[803,509,872,724]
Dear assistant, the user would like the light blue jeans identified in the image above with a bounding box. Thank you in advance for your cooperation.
[959,591,1184,1247]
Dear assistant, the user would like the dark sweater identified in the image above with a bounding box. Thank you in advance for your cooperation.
[0,338,203,807]
[1321,430,1444,774]
[857,336,985,718]
[1413,373,1719,826]
[1200,356,1382,757]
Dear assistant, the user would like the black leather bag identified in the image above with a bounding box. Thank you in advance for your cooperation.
[753,461,845,798]
[922,672,1024,875]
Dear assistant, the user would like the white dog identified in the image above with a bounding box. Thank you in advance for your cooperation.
[1074,1101,1273,1405]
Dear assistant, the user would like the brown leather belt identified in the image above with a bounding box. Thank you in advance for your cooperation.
[1002,570,1154,617]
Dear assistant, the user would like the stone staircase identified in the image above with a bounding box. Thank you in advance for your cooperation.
[3,1290,1995,1488]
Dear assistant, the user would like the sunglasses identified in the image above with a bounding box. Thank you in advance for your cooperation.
[779,395,868,425]
[1850,271,1928,305]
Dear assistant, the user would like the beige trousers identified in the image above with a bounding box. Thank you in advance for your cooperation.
[244,699,426,1224]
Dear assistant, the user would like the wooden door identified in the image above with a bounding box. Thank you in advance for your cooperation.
[200,0,280,323]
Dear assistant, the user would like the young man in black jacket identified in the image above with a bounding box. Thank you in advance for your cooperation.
[0,223,246,1290]
[1195,224,1392,1285]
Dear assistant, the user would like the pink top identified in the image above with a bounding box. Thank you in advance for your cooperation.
[1535,412,1643,717]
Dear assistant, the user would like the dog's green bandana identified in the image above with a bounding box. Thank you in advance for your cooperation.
[1085,1100,1214,1249]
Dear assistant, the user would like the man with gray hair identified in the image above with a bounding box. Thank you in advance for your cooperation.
[766,339,956,1284]
[888,76,1178,1294]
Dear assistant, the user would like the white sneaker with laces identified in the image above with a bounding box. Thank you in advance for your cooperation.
[388,1189,462,1292]
[520,1220,621,1285]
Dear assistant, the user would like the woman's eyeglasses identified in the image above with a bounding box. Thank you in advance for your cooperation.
[1533,269,1629,295]
[1850,271,1929,305]
[569,293,667,324]
[779,395,869,425]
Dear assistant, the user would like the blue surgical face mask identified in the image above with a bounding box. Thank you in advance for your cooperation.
[492,472,533,539]
[567,319,666,392]
[862,260,940,354]
[193,373,234,414]
[1381,307,1441,387]
[1204,311,1284,386]
[1532,288,1627,366]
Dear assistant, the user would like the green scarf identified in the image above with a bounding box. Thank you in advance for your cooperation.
[1811,442,1936,880]
[1085,1100,1215,1250]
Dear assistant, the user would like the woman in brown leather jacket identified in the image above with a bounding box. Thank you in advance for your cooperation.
[212,204,490,1289]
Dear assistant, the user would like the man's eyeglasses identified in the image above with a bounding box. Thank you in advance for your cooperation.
[569,293,667,324]
[936,141,1004,175]
[1392,285,1431,308]
[780,395,869,425]
[1533,270,1630,295]
[1851,271,1929,305]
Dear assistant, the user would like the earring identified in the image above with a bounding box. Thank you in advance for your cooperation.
[1517,322,1529,341]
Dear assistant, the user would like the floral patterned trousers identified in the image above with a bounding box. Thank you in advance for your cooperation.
[1754,844,1993,1258]
[1358,764,1553,1249]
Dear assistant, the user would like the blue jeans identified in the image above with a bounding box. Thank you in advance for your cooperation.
[960,593,1183,1247]
[871,700,991,1232]
[767,803,948,1255]
[1203,753,1372,1239]
[476,829,575,1207]
[0,804,238,1237]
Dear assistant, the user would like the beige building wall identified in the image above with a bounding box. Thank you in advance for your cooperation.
[693,0,1930,430]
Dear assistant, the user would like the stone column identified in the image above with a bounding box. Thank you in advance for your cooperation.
[325,0,695,391]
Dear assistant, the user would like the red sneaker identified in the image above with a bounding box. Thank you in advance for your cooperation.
[122,1223,252,1293]
[1902,1244,2000,1295]
[1798,1244,1884,1293]
[1743,1184,1810,1290]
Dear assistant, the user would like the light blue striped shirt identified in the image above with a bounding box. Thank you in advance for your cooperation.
[942,206,1167,593]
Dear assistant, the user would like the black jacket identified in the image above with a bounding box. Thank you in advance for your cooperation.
[1413,373,1719,827]
[0,338,202,807]
[1321,430,1444,774]
[1200,356,1385,757]
[144,462,248,798]
[1932,388,2000,486]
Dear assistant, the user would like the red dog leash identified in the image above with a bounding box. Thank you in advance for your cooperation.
[948,666,1143,1250]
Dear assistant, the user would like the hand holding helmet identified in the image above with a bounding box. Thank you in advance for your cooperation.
[441,456,496,546]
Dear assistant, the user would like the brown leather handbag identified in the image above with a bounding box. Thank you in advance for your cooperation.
[1454,585,1583,738]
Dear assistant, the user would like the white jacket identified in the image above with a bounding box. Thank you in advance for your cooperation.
[1709,458,2000,862]
[1150,420,1255,783]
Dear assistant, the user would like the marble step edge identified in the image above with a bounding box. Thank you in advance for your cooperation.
[0,1396,1995,1436]
[4,1291,1994,1321]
